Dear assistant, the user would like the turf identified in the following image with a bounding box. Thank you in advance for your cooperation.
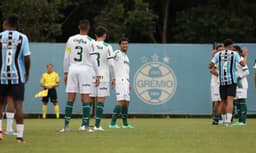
[1,118,256,153]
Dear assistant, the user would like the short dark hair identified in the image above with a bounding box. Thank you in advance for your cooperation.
[95,26,107,37]
[233,45,242,52]
[7,15,18,28]
[216,45,223,50]
[118,37,129,44]
[223,39,234,47]
[79,19,90,30]
[47,64,53,67]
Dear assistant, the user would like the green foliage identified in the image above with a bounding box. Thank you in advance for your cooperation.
[1,0,256,42]
[125,0,158,42]
[173,2,256,43]
[94,0,158,42]
[0,0,67,42]
[94,1,126,42]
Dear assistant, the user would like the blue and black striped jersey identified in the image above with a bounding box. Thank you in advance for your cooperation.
[0,30,31,84]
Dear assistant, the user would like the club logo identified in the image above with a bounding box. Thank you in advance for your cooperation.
[133,54,177,105]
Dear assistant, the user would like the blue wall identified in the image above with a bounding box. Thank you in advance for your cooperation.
[24,43,256,115]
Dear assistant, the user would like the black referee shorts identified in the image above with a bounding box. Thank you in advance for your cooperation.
[0,83,25,101]
[219,84,237,100]
[42,88,58,103]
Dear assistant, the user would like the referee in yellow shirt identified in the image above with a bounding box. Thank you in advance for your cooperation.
[40,64,60,119]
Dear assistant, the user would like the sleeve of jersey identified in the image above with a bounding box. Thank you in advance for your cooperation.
[90,54,100,76]
[23,35,31,56]
[40,74,44,85]
[89,41,96,54]
[108,58,116,79]
[106,46,115,59]
[238,64,249,78]
[64,40,71,73]
[211,52,219,64]
[235,53,242,63]
[114,50,121,60]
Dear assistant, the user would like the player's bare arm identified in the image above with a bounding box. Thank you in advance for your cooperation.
[239,48,248,66]
[211,49,217,57]
[24,55,31,82]
[64,72,68,85]
[241,48,248,59]
[239,59,247,67]
[111,79,116,89]
[209,67,218,77]
[208,62,215,69]
[95,76,100,87]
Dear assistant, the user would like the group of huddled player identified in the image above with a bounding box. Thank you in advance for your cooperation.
[60,19,134,132]
[209,39,249,126]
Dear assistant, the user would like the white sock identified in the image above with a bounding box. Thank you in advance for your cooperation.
[221,114,226,122]
[226,113,232,123]
[0,119,2,131]
[16,124,24,138]
[6,112,15,132]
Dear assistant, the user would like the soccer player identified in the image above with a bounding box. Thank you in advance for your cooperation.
[209,39,247,126]
[61,19,100,132]
[0,18,16,136]
[0,15,31,143]
[40,64,60,119]
[233,45,249,125]
[109,37,133,128]
[85,26,115,131]
[210,45,224,125]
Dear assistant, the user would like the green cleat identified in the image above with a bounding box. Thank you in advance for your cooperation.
[5,131,17,136]
[232,122,246,126]
[109,124,120,128]
[237,122,247,126]
[122,125,134,128]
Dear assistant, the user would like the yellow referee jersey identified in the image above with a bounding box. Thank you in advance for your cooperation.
[40,72,60,87]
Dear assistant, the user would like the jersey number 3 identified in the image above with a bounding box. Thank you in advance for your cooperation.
[74,46,83,62]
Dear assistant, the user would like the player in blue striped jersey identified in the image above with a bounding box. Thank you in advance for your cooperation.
[0,15,31,143]
[209,39,247,125]
[0,18,17,137]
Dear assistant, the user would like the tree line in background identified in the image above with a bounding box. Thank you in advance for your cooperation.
[0,0,256,43]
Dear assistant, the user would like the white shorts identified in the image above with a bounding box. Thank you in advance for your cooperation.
[66,66,92,94]
[210,85,221,102]
[115,81,130,101]
[90,82,110,97]
[235,88,248,99]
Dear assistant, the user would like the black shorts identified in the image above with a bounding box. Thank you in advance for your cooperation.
[0,84,25,101]
[219,84,237,100]
[42,88,58,103]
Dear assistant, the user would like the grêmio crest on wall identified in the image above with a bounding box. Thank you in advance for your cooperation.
[133,53,177,105]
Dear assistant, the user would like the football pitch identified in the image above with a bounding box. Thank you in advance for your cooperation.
[1,118,256,153]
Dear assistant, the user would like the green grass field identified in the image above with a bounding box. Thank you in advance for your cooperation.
[1,118,256,153]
